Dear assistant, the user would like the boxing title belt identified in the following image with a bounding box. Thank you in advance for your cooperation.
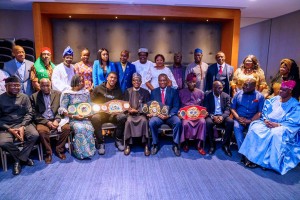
[178,105,207,120]
[99,100,130,114]
[142,101,169,116]
[68,102,96,117]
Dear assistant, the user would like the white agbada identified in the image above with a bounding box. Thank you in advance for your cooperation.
[51,63,75,92]
[132,60,154,90]
[145,66,178,89]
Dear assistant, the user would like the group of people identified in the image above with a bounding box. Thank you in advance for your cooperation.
[0,45,299,176]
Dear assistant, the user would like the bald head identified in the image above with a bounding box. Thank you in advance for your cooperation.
[40,78,51,94]
[12,45,25,62]
[213,81,223,96]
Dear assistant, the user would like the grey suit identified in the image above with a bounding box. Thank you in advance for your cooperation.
[3,59,34,95]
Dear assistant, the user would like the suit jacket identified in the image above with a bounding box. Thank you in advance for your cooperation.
[205,63,234,95]
[150,86,180,116]
[204,91,231,119]
[30,89,62,125]
[168,64,186,90]
[3,58,34,95]
[115,62,136,93]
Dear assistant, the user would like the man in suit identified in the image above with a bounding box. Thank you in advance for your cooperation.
[3,45,34,95]
[148,73,181,156]
[205,51,234,95]
[31,78,70,164]
[204,81,234,157]
[115,50,136,94]
[168,52,186,90]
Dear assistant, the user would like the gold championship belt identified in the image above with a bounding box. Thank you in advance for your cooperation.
[96,100,130,114]
[142,101,169,116]
[178,105,207,120]
[68,103,96,117]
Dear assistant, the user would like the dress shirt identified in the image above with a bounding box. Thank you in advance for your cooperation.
[213,93,222,115]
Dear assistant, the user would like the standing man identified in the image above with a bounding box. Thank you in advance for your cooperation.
[231,78,264,151]
[0,76,39,175]
[148,73,181,156]
[204,81,234,157]
[30,78,71,164]
[115,50,136,94]
[30,47,56,91]
[185,48,208,92]
[132,48,154,90]
[51,46,75,92]
[205,51,234,95]
[91,72,126,155]
[3,45,34,95]
[168,52,186,90]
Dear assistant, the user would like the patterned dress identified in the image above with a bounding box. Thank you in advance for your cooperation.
[60,89,96,159]
[74,61,93,90]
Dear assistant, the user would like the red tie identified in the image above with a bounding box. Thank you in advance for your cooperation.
[219,65,223,74]
[161,89,165,104]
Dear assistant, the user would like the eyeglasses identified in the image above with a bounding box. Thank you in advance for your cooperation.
[7,84,21,88]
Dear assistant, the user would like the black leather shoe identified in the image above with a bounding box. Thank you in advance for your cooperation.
[26,159,34,166]
[124,145,131,156]
[240,155,246,164]
[13,162,21,175]
[245,159,257,168]
[151,145,159,155]
[222,145,232,157]
[208,147,215,155]
[172,145,181,157]
[144,145,150,156]
[45,154,52,164]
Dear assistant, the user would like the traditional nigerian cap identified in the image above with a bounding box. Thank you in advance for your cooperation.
[281,80,296,90]
[63,46,74,57]
[132,72,142,80]
[186,72,197,82]
[5,75,20,83]
[138,48,148,53]
[194,48,203,54]
[41,47,52,54]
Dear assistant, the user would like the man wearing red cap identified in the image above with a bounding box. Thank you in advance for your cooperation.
[30,47,56,91]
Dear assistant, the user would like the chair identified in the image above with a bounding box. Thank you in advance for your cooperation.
[0,39,14,49]
[101,123,117,136]
[15,39,34,48]
[25,54,35,62]
[159,124,173,137]
[0,47,12,56]
[23,46,35,56]
[0,141,42,172]
[0,62,4,69]
[0,54,13,62]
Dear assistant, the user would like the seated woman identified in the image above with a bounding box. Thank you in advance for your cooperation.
[239,80,300,175]
[267,58,300,100]
[231,55,267,96]
[123,73,151,156]
[145,54,178,91]
[179,73,206,155]
[59,75,96,159]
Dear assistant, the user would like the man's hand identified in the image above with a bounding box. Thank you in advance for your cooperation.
[264,119,280,128]
[73,115,85,121]
[128,108,138,114]
[52,120,59,129]
[213,116,223,124]
[18,126,25,142]
[158,114,169,120]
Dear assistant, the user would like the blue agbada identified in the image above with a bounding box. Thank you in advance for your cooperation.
[239,96,300,175]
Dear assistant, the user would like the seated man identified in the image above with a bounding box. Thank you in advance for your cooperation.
[0,76,39,175]
[179,73,206,155]
[231,78,264,152]
[148,73,181,156]
[239,80,300,174]
[91,72,126,155]
[123,73,150,156]
[204,81,234,157]
[30,78,70,164]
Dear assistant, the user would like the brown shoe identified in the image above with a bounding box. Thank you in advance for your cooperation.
[124,146,131,156]
[198,148,206,155]
[144,145,150,156]
[45,154,52,164]
[56,152,66,160]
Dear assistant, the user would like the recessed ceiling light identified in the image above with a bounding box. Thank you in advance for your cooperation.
[115,16,118,19]
[163,17,166,20]
[69,15,72,18]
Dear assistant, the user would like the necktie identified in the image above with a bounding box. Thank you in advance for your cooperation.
[161,89,165,104]
[218,65,223,74]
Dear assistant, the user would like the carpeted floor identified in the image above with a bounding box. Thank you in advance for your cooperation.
[1,138,300,200]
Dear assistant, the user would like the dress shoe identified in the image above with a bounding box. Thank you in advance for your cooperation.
[240,155,246,164]
[245,160,257,168]
[198,148,206,155]
[124,145,131,156]
[98,144,105,155]
[26,159,34,166]
[13,162,21,175]
[182,145,189,152]
[115,140,125,151]
[45,154,52,164]
[208,147,215,155]
[56,152,66,160]
[151,145,159,155]
[144,145,150,156]
[222,145,232,157]
[172,145,181,157]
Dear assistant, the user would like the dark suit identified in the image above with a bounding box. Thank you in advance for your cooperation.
[115,62,136,93]
[3,59,34,95]
[149,87,181,145]
[30,89,70,155]
[205,63,233,95]
[204,91,233,147]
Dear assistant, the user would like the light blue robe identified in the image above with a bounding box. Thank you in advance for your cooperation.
[239,96,300,175]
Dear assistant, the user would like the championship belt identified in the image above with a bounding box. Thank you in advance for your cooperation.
[142,101,169,116]
[68,103,96,117]
[97,100,130,114]
[178,105,207,120]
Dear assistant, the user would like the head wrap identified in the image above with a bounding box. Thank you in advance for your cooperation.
[63,46,74,57]
[186,72,197,82]
[5,76,20,83]
[132,72,142,80]
[281,80,296,90]
[194,48,203,54]
[41,47,52,54]
[138,48,148,53]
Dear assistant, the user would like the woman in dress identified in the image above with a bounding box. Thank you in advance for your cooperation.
[92,48,116,87]
[59,75,96,159]
[74,48,93,91]
[145,54,178,91]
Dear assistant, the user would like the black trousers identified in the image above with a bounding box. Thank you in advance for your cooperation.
[0,124,39,162]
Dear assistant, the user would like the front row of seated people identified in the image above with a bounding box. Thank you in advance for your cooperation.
[1,72,300,176]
